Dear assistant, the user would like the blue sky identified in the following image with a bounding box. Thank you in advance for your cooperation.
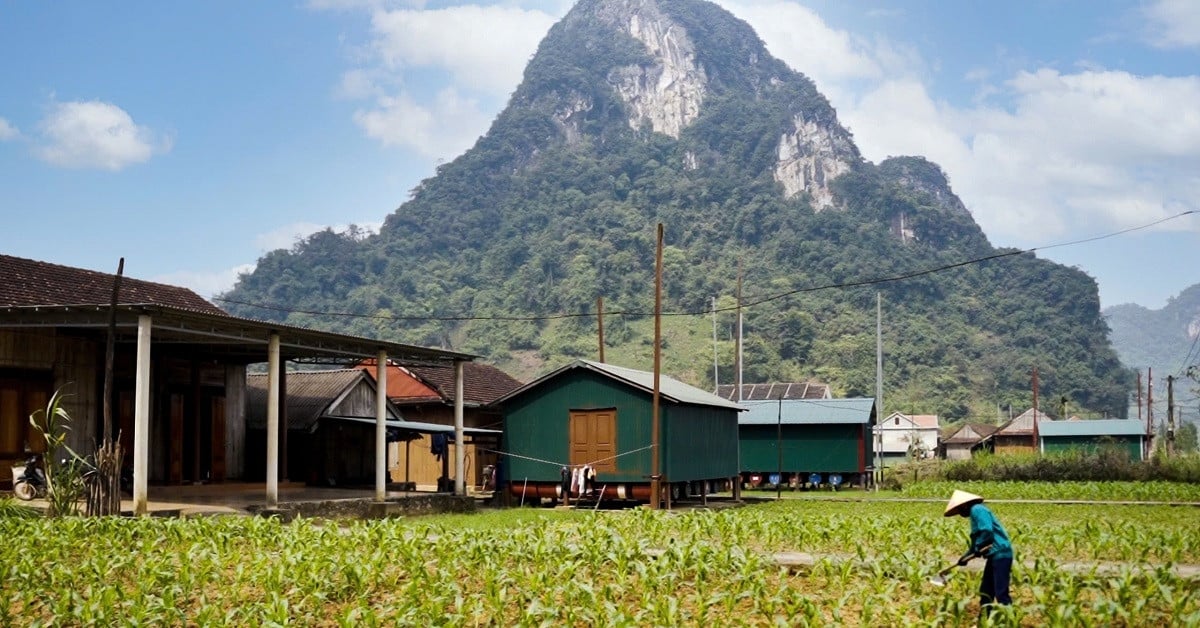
[1,0,1197,311]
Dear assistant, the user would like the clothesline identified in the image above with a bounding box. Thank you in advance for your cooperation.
[478,443,656,470]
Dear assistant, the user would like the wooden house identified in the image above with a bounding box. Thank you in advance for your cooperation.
[739,398,877,488]
[1037,419,1146,461]
[359,360,520,491]
[873,412,939,466]
[992,408,1051,454]
[941,423,999,460]
[245,369,405,486]
[0,254,472,512]
[495,359,742,502]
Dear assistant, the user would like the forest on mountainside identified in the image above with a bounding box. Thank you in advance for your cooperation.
[221,0,1133,422]
[1105,284,1200,423]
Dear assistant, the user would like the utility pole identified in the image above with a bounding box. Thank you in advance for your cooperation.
[596,296,605,363]
[1032,367,1040,451]
[650,224,664,510]
[711,296,718,390]
[776,396,783,501]
[1148,368,1154,454]
[735,260,743,403]
[875,292,883,489]
[1137,370,1146,460]
[1168,375,1176,457]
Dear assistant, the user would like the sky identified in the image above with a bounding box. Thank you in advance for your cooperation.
[1,0,1198,311]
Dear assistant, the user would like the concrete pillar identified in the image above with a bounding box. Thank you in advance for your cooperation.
[454,360,465,496]
[375,350,388,501]
[265,333,280,508]
[133,315,152,515]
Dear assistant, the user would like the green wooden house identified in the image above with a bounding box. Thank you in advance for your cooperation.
[495,360,742,502]
[739,398,876,488]
[1037,419,1146,461]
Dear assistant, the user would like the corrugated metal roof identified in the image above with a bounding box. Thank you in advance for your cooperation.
[739,398,876,425]
[715,382,831,401]
[1037,419,1146,438]
[494,359,743,410]
[943,422,1000,444]
[247,369,376,430]
[996,408,1051,435]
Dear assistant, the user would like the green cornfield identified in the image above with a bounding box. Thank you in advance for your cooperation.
[3,499,1198,626]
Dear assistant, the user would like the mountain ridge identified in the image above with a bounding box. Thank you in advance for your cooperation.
[223,0,1132,420]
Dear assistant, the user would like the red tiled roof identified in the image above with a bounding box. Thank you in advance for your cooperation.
[715,382,831,401]
[0,254,226,315]
[359,360,523,406]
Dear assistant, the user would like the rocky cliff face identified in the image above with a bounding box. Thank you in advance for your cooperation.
[774,113,855,208]
[607,0,707,137]
[530,0,857,208]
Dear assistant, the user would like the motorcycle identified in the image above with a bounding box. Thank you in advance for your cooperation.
[11,453,48,501]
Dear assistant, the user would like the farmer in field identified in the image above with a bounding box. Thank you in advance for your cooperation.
[945,490,1013,607]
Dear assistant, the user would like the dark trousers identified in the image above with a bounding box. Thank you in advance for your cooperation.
[979,556,1013,606]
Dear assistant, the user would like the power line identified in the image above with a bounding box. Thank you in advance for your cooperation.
[213,210,1196,324]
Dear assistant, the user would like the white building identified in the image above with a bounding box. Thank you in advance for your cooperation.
[873,412,939,466]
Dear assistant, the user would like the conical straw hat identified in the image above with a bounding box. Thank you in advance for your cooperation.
[944,490,983,516]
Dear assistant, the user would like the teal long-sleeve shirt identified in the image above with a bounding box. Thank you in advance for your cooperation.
[967,503,1013,559]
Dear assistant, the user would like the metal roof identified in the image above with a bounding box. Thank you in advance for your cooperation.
[493,359,744,411]
[739,398,876,425]
[1037,419,1146,438]
[246,369,398,430]
[715,382,831,401]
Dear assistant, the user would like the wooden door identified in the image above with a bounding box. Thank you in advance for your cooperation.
[568,410,616,472]
[0,376,51,487]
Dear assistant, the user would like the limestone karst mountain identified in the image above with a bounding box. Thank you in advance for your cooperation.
[223,0,1131,419]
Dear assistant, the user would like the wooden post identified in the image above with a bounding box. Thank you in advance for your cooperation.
[454,360,465,496]
[132,315,152,516]
[375,350,388,501]
[265,333,280,508]
[103,259,124,442]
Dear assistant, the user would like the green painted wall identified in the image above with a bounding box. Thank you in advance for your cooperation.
[502,369,738,483]
[1042,435,1142,461]
[739,424,866,473]
[663,404,740,480]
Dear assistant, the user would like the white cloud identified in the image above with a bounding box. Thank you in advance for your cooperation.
[0,117,18,140]
[368,5,556,94]
[35,100,169,170]
[316,1,557,157]
[153,264,256,299]
[353,88,491,159]
[841,69,1200,242]
[1143,0,1200,48]
[716,0,881,97]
